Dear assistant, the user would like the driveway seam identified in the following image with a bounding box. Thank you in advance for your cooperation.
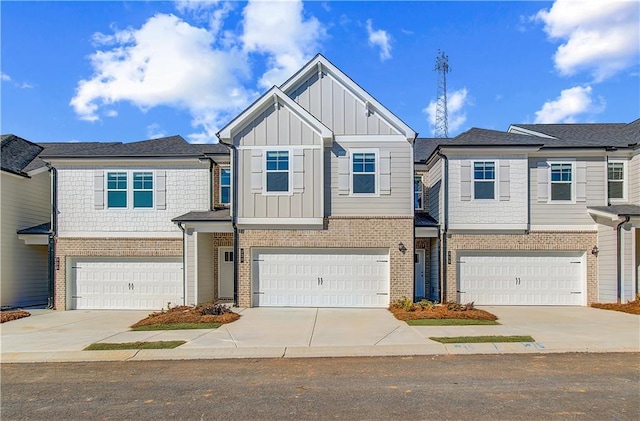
[308,308,319,347]
[374,325,401,346]
[225,327,238,348]
[125,350,140,361]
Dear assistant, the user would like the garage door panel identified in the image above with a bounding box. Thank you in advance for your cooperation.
[458,253,585,306]
[253,248,390,308]
[72,258,183,310]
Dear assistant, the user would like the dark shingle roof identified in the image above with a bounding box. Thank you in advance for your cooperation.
[192,143,230,154]
[24,142,118,172]
[1,134,43,176]
[415,213,438,227]
[17,222,51,235]
[40,135,204,158]
[510,123,628,141]
[588,205,640,217]
[172,209,231,222]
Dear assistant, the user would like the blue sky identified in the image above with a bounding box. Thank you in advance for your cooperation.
[2,1,639,143]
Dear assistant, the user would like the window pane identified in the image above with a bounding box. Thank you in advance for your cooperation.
[108,191,127,208]
[608,163,624,181]
[551,164,572,181]
[107,172,127,190]
[474,181,495,199]
[133,172,152,190]
[474,162,495,180]
[551,183,571,200]
[608,181,623,199]
[221,168,231,186]
[353,174,375,193]
[266,172,289,192]
[414,193,423,209]
[134,191,153,208]
[221,186,230,204]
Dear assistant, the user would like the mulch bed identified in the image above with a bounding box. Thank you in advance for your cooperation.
[131,304,240,328]
[389,304,497,321]
[0,310,31,323]
[591,299,640,315]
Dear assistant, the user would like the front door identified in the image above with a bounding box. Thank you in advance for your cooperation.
[414,249,425,300]
[218,247,234,300]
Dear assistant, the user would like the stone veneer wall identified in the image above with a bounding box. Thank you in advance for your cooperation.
[54,238,182,310]
[236,217,414,307]
[443,231,598,304]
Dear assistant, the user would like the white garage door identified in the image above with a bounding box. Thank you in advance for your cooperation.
[252,248,389,307]
[71,258,183,310]
[458,253,585,306]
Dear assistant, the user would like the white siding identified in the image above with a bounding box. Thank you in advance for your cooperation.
[597,224,617,303]
[621,225,634,302]
[185,230,195,306]
[328,137,413,216]
[529,157,605,226]
[448,155,528,227]
[56,164,209,235]
[197,233,214,304]
[288,72,398,136]
[429,238,440,301]
[0,171,50,308]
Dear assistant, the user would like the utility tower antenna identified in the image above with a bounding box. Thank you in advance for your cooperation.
[434,50,451,138]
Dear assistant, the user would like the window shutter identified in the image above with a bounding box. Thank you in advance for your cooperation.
[576,161,587,202]
[156,170,166,210]
[460,161,471,201]
[499,162,510,201]
[537,162,549,202]
[338,155,349,195]
[293,149,304,193]
[94,170,104,210]
[379,151,391,195]
[251,149,263,193]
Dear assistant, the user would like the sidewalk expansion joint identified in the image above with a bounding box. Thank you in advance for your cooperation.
[374,325,400,346]
[308,308,319,347]
[125,350,141,361]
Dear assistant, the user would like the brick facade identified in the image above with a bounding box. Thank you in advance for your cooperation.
[443,231,598,304]
[54,238,182,310]
[235,217,414,307]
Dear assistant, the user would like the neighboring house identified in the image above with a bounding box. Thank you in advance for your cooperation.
[1,135,50,309]
[415,119,639,306]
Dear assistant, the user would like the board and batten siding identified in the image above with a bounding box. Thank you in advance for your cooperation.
[529,157,605,227]
[448,155,527,226]
[196,233,215,304]
[288,71,399,136]
[233,101,324,220]
[0,171,50,308]
[427,159,442,224]
[326,138,412,216]
[629,153,640,204]
[56,163,209,235]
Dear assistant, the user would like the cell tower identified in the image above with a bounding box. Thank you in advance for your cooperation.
[434,50,451,138]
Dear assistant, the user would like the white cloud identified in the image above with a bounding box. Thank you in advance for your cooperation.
[1,72,11,82]
[146,123,167,139]
[2,72,34,88]
[174,0,234,36]
[366,19,392,61]
[534,85,604,123]
[535,0,640,81]
[69,13,254,142]
[242,0,325,88]
[423,88,470,136]
[104,109,118,118]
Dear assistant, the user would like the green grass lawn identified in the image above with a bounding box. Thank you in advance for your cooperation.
[429,335,535,344]
[131,322,222,331]
[84,341,186,351]
[406,319,500,326]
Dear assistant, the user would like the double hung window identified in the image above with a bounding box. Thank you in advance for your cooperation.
[220,168,231,204]
[352,152,376,194]
[266,151,289,192]
[414,175,424,209]
[607,162,624,200]
[473,161,495,200]
[107,172,127,208]
[550,163,572,201]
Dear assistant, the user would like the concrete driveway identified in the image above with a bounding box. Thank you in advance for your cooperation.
[1,306,638,362]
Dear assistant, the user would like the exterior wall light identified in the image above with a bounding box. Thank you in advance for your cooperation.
[398,242,407,253]
[591,246,599,256]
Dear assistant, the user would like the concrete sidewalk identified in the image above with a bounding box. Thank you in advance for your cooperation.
[1,306,638,363]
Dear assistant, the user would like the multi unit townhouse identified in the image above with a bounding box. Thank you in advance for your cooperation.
[2,54,638,310]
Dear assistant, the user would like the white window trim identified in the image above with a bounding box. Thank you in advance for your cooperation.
[349,148,379,197]
[219,166,231,204]
[607,159,627,202]
[414,174,424,210]
[548,160,575,204]
[472,160,498,201]
[263,149,292,196]
[105,170,155,210]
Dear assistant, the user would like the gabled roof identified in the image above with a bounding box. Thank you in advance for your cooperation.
[25,141,120,172]
[40,135,204,159]
[588,204,640,218]
[508,120,639,145]
[279,54,416,141]
[1,134,43,176]
[172,209,231,222]
[217,86,332,143]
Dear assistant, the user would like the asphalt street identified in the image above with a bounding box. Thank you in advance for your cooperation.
[2,353,638,420]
